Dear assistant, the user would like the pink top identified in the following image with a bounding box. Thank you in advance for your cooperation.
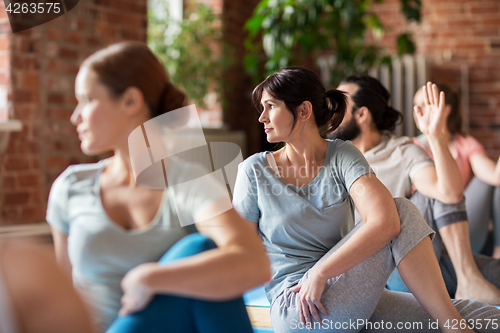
[413,134,486,188]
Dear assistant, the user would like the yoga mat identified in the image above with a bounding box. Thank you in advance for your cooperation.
[244,285,270,307]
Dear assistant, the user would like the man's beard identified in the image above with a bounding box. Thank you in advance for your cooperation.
[330,115,361,141]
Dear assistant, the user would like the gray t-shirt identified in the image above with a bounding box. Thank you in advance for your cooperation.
[364,133,434,199]
[232,139,372,303]
[46,158,228,332]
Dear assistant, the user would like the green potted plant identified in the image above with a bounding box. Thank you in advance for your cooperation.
[148,4,228,116]
[244,0,421,85]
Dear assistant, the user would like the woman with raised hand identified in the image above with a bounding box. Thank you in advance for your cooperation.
[46,41,270,333]
[233,67,499,333]
[414,83,500,257]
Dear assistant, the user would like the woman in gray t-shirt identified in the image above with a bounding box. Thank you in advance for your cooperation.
[47,42,270,333]
[233,67,491,333]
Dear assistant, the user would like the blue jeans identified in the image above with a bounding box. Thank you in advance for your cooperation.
[106,233,253,333]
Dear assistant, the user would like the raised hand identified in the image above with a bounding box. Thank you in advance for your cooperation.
[413,82,446,137]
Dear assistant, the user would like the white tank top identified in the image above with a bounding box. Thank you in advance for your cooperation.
[0,243,19,333]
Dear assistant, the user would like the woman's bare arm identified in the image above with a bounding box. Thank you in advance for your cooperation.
[139,206,270,299]
[308,174,400,282]
[118,202,270,315]
[288,173,401,325]
[413,83,463,203]
[1,240,93,333]
[470,153,500,186]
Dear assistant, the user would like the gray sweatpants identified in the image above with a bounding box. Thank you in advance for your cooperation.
[465,177,500,252]
[269,198,500,333]
[387,190,500,297]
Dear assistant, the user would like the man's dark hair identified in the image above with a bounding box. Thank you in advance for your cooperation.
[340,75,403,132]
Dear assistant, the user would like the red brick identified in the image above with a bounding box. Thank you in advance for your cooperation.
[446,18,475,28]
[87,36,102,47]
[20,206,44,222]
[21,72,39,89]
[46,27,61,40]
[1,208,19,222]
[473,28,500,38]
[46,59,63,72]
[455,41,487,50]
[4,192,30,205]
[48,107,73,120]
[65,31,83,45]
[18,175,40,188]
[491,41,500,49]
[65,64,80,76]
[59,47,79,59]
[434,6,465,15]
[47,93,64,104]
[482,18,500,26]
[12,105,35,120]
[469,3,500,14]
[47,139,77,152]
[32,159,41,171]
[11,90,34,103]
[29,192,43,205]
[45,156,68,169]
[96,0,111,6]
[17,141,39,154]
[67,18,83,30]
[3,176,16,189]
[58,123,78,136]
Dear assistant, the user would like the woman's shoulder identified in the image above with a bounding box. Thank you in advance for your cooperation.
[50,160,108,193]
[454,133,482,146]
[239,151,268,172]
[454,133,486,155]
[326,138,355,150]
[325,138,363,160]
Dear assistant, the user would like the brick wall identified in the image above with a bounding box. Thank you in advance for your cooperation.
[188,0,263,153]
[0,4,8,121]
[222,0,263,155]
[0,0,148,225]
[370,0,500,158]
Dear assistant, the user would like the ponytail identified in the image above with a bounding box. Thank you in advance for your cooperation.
[320,89,347,135]
[153,81,188,119]
[378,106,403,132]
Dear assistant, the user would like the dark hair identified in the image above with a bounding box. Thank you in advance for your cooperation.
[252,67,347,135]
[80,42,187,119]
[434,83,462,135]
[340,75,403,132]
